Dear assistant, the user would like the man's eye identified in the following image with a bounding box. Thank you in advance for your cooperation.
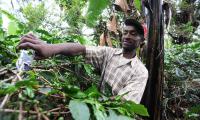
[131,33,137,36]
[123,32,127,35]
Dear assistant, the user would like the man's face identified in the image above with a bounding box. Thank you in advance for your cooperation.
[122,25,142,51]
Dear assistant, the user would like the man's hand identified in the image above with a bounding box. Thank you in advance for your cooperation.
[18,33,54,60]
[18,33,86,59]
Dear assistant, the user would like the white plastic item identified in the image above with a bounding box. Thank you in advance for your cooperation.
[16,50,33,71]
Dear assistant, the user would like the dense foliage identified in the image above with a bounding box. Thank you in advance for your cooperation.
[0,0,149,120]
[164,40,200,119]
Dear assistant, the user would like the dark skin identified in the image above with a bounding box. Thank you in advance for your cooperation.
[122,25,143,59]
[18,25,142,59]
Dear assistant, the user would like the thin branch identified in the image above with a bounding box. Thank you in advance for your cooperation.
[19,102,23,120]
[0,109,70,115]
[34,105,41,120]
[0,94,10,109]
[37,91,65,99]
[41,114,50,120]
[0,76,15,83]
[48,107,61,112]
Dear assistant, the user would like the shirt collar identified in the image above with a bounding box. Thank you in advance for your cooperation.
[114,49,138,68]
[114,49,123,55]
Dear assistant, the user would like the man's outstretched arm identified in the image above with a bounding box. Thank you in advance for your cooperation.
[18,33,86,60]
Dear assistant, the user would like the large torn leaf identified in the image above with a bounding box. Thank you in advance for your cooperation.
[86,0,110,27]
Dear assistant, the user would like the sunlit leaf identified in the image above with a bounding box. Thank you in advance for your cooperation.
[86,0,110,27]
[134,0,141,12]
[8,21,18,35]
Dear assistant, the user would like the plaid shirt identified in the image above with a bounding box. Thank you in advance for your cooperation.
[85,46,148,103]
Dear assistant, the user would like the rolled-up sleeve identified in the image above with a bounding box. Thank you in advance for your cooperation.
[85,46,110,70]
[118,69,148,104]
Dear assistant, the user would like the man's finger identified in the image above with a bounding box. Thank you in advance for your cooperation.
[22,33,35,39]
[28,33,37,39]
[20,37,39,44]
[34,55,44,60]
[18,42,39,51]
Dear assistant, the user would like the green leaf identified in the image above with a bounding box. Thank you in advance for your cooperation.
[15,79,39,89]
[8,21,18,35]
[22,3,47,30]
[0,28,4,40]
[134,0,141,12]
[105,110,132,120]
[1,85,18,95]
[35,29,52,37]
[0,9,19,21]
[92,104,107,120]
[123,101,149,116]
[62,85,86,98]
[5,35,19,39]
[186,104,200,115]
[84,85,100,98]
[39,71,56,82]
[86,0,110,27]
[0,13,2,27]
[83,64,94,76]
[24,87,35,98]
[69,100,90,120]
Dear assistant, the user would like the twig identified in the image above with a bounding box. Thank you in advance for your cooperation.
[19,102,23,120]
[0,76,15,83]
[41,114,50,120]
[0,68,7,72]
[38,76,52,87]
[0,70,7,76]
[0,109,70,115]
[0,94,10,109]
[34,105,41,120]
[37,91,65,99]
[48,108,60,112]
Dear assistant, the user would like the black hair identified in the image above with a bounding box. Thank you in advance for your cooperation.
[124,19,144,41]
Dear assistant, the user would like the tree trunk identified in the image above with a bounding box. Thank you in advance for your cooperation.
[141,0,164,119]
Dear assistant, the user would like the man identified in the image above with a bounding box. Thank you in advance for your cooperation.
[18,19,148,104]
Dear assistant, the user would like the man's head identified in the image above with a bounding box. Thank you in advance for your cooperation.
[122,19,144,51]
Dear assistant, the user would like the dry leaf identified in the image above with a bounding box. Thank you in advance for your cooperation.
[114,0,130,13]
[99,32,112,47]
[106,33,112,47]
[107,13,118,34]
[99,33,106,46]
